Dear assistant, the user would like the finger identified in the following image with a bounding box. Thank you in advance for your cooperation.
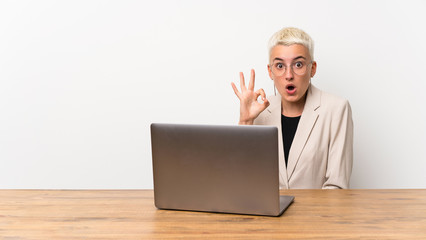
[231,82,241,99]
[255,89,269,109]
[258,88,267,101]
[248,69,255,91]
[239,72,247,91]
[253,89,261,101]
[263,99,270,108]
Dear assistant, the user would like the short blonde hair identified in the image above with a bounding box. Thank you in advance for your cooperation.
[268,27,314,61]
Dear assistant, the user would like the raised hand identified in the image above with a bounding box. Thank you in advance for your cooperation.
[231,69,270,125]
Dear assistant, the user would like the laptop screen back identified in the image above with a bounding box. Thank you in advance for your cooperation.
[151,123,281,216]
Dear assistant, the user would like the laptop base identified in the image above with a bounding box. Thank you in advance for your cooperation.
[278,195,295,216]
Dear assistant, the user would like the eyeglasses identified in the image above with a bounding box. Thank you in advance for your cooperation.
[270,60,313,76]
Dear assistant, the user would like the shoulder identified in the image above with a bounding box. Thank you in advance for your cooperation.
[266,93,282,109]
[311,85,352,124]
[311,85,351,112]
[253,94,281,125]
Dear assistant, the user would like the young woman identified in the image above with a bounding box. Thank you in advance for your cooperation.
[231,27,353,189]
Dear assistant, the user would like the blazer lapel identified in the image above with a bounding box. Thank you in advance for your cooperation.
[263,94,289,188]
[286,84,321,180]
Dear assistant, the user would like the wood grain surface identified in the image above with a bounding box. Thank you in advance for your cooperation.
[0,189,425,239]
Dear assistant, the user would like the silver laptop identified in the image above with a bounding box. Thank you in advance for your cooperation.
[150,123,294,217]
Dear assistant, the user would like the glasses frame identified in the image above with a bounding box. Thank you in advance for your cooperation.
[270,60,313,76]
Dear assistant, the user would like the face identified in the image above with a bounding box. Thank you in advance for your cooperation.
[268,44,316,106]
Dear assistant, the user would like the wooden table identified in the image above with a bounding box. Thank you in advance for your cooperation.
[1,189,425,239]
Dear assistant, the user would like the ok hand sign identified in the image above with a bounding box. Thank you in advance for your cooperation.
[231,69,270,125]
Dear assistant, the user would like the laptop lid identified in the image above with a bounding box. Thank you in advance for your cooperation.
[150,123,293,216]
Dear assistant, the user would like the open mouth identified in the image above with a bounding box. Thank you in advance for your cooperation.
[286,84,296,94]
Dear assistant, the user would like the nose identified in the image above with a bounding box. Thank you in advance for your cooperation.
[284,66,294,80]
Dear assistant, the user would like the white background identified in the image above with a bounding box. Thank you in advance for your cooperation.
[1,0,425,189]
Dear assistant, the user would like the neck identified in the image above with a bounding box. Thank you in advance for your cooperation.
[281,94,306,117]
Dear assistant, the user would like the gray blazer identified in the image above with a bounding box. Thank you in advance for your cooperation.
[254,84,353,189]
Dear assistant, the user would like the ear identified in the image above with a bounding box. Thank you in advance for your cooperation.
[310,61,317,78]
[267,64,274,80]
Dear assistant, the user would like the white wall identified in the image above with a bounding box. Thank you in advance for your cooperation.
[1,0,425,189]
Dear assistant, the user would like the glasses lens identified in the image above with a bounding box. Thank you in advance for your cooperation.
[272,63,285,76]
[271,62,311,76]
[293,62,307,75]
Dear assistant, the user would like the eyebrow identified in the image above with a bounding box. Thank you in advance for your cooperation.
[272,56,306,62]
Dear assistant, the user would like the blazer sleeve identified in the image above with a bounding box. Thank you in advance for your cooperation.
[323,100,354,189]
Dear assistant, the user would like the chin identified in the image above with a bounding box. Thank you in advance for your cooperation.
[283,95,300,103]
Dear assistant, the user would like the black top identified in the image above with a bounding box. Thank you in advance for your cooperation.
[281,114,301,168]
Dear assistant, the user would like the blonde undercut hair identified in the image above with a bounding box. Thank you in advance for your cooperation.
[268,27,314,61]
